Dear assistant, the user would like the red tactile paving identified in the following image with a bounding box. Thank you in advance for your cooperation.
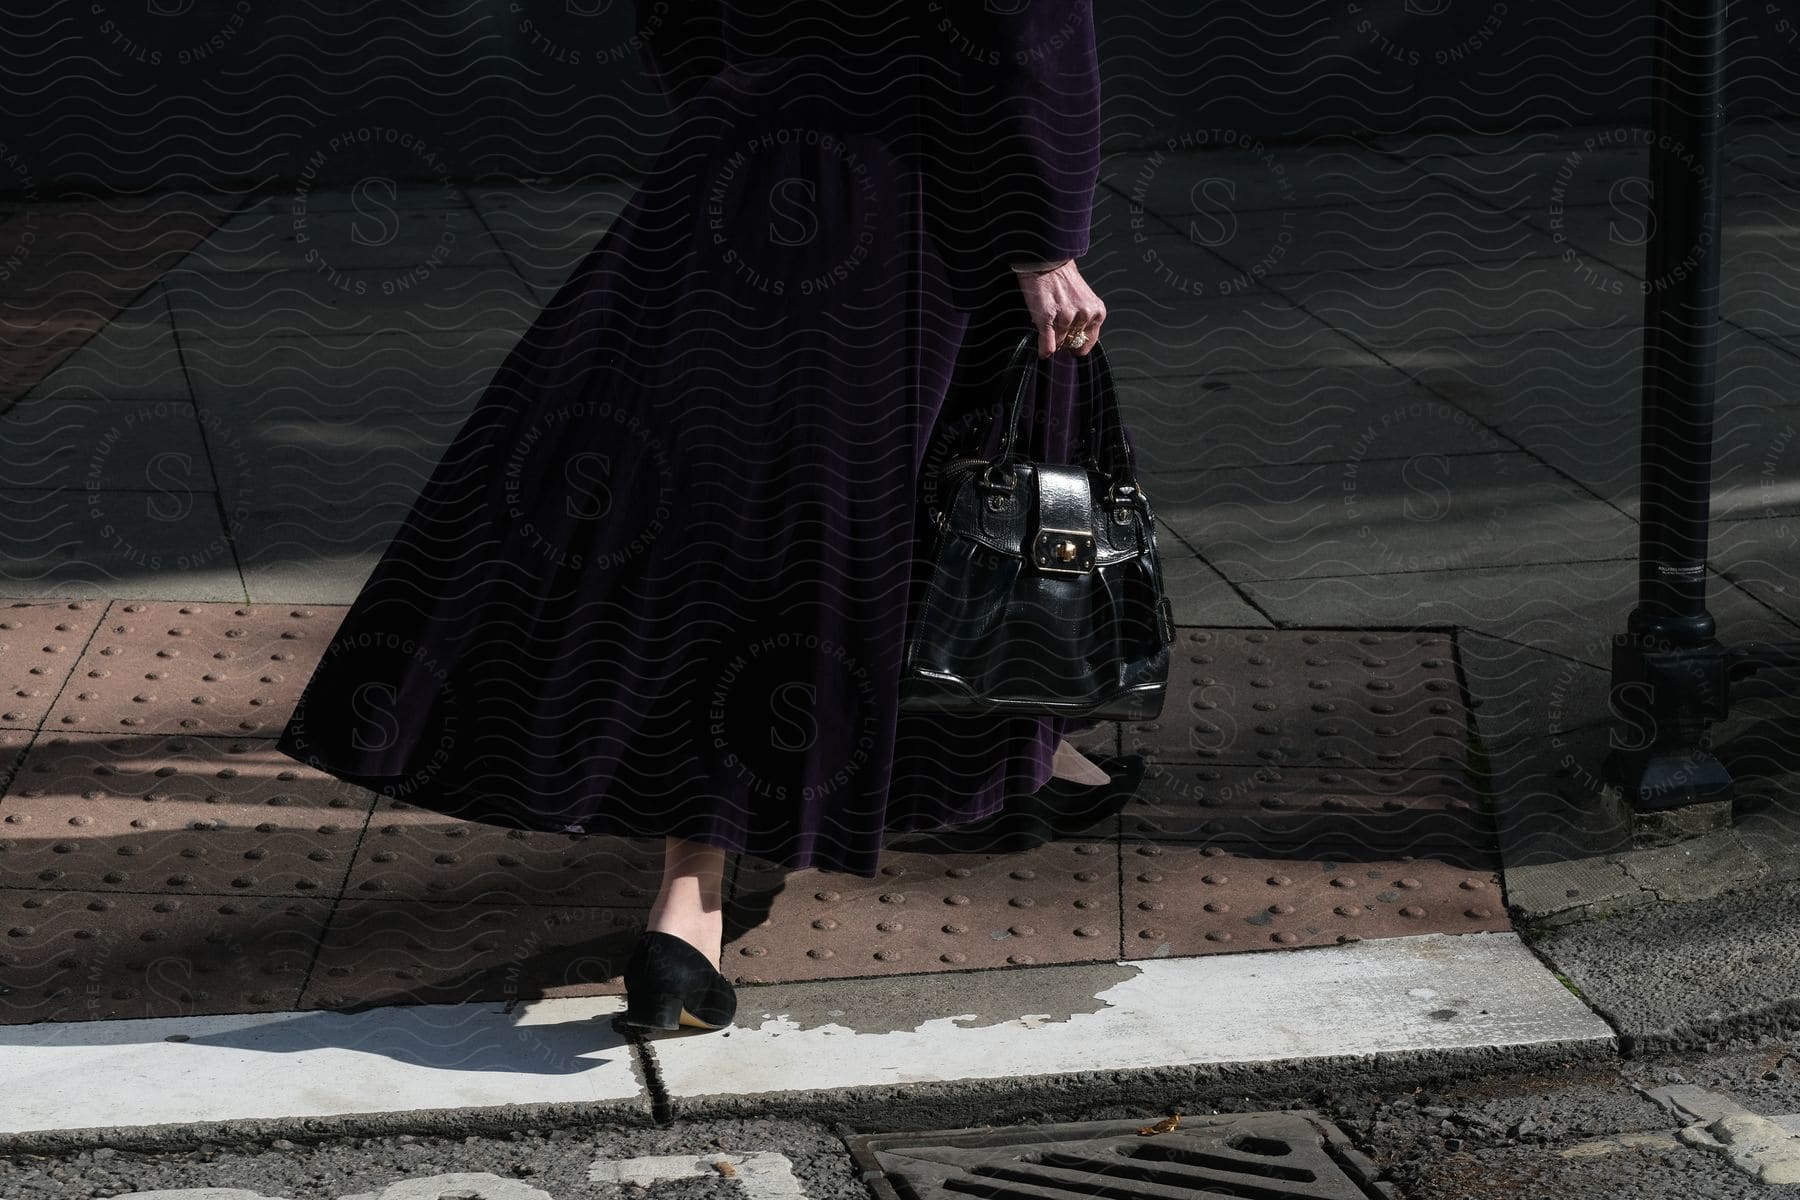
[0,599,104,728]
[724,841,1123,984]
[0,615,1507,1023]
[44,601,339,737]
[1127,629,1466,771]
[0,728,33,793]
[346,800,663,906]
[0,734,371,897]
[0,889,328,1023]
[1119,839,1506,958]
[1129,762,1490,852]
[299,898,645,1010]
[0,193,248,409]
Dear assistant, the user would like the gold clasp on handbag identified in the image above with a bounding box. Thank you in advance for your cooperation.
[1108,481,1146,525]
[1031,527,1096,576]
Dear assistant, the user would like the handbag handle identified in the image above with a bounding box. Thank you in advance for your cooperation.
[983,333,1140,502]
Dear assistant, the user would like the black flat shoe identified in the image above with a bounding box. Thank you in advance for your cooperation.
[616,930,737,1031]
[893,753,1147,854]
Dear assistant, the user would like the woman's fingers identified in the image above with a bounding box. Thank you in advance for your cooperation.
[1016,261,1107,356]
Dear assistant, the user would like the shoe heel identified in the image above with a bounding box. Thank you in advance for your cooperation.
[621,991,685,1030]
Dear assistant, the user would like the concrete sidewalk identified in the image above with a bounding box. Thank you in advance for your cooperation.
[2,120,1799,1143]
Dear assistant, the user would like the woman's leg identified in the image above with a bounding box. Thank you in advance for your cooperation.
[645,836,727,970]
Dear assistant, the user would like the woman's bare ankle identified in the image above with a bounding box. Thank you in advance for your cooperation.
[646,836,727,968]
[646,904,724,968]
[1049,739,1110,785]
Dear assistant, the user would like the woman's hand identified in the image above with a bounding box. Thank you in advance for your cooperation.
[1014,259,1106,357]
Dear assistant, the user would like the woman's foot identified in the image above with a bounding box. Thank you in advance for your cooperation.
[1050,738,1110,785]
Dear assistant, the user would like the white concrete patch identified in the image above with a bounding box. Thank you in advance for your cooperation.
[0,999,639,1135]
[1647,1085,1800,1185]
[649,932,1614,1098]
[342,1173,555,1200]
[589,1151,808,1197]
[1558,1131,1682,1158]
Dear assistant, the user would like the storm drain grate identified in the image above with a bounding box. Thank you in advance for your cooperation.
[843,1112,1397,1200]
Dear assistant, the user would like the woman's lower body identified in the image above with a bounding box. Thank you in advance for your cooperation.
[273,57,1119,996]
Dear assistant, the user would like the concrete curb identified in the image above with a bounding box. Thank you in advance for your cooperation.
[0,932,1619,1153]
[0,1036,1618,1157]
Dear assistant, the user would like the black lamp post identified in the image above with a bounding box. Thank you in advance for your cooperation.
[1607,0,1800,829]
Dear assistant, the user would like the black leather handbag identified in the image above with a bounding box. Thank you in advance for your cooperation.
[900,332,1175,720]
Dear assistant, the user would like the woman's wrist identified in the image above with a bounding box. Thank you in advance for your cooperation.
[1010,257,1074,275]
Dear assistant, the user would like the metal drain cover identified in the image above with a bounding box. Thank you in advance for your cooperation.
[844,1111,1397,1200]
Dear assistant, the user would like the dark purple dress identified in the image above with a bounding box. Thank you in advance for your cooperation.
[273,0,1120,879]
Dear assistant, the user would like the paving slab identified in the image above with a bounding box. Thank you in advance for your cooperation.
[0,997,646,1136]
[0,728,33,795]
[178,330,514,603]
[1274,257,1643,350]
[1457,629,1612,755]
[1104,144,1561,275]
[0,733,371,897]
[226,507,398,605]
[184,206,508,276]
[20,285,190,403]
[1397,138,1678,212]
[725,841,1124,982]
[162,266,540,343]
[1118,840,1506,956]
[1128,761,1486,852]
[1,194,242,408]
[344,803,664,907]
[1725,246,1800,342]
[1727,120,1800,182]
[1245,562,1793,667]
[1158,451,1637,582]
[0,398,217,492]
[1123,628,1465,771]
[0,889,330,1024]
[0,599,105,728]
[180,334,508,505]
[1149,533,1272,626]
[1391,393,1800,529]
[42,602,334,738]
[1533,875,1800,1052]
[1527,199,1796,283]
[1712,515,1800,624]
[299,899,646,1011]
[1,193,245,327]
[0,488,243,601]
[1507,851,1648,927]
[0,323,101,410]
[1101,144,1445,215]
[1385,323,1798,423]
[1209,199,1564,277]
[1122,363,1510,475]
[650,931,1614,1104]
[182,331,515,419]
[1083,240,1383,375]
[1501,681,1800,924]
